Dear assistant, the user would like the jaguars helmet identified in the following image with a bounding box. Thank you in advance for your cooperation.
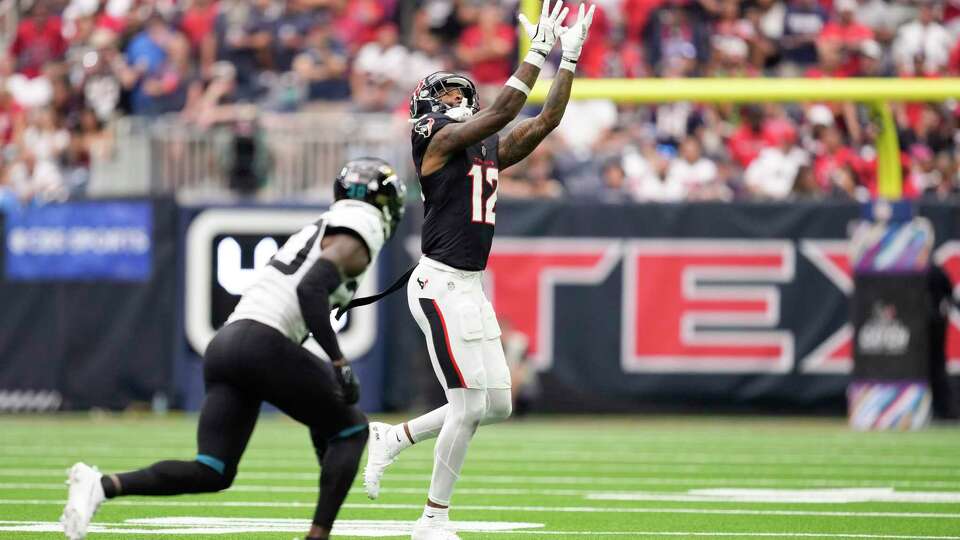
[333,158,407,239]
[409,71,480,121]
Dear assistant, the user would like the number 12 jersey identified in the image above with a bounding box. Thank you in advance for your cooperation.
[412,112,500,271]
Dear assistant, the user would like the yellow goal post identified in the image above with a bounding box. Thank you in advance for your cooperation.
[519,0,960,200]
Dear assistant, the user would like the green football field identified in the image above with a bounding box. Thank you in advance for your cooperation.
[2,414,960,539]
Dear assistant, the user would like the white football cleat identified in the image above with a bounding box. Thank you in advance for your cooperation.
[410,517,460,540]
[61,462,106,540]
[364,421,401,499]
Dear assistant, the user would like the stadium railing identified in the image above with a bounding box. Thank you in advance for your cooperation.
[89,111,414,202]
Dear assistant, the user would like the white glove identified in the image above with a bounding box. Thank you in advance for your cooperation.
[518,0,569,58]
[558,3,596,69]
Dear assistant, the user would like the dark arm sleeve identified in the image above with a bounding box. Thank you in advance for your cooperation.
[296,258,344,360]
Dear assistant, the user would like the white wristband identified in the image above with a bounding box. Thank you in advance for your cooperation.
[505,76,531,96]
[559,58,578,72]
[523,49,546,69]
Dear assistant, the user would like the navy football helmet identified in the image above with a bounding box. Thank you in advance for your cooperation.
[409,71,480,120]
[333,158,407,238]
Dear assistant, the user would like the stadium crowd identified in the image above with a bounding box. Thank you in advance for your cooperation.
[0,0,958,209]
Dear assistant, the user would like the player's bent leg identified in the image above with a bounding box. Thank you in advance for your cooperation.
[410,387,484,539]
[365,406,449,499]
[310,420,369,539]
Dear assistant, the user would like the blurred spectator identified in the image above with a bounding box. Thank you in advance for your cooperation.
[644,3,705,77]
[213,0,277,100]
[352,23,408,111]
[906,143,940,196]
[79,28,124,121]
[9,0,67,78]
[125,14,174,115]
[7,149,66,204]
[500,144,564,199]
[598,160,634,203]
[20,107,69,164]
[274,0,320,73]
[812,124,863,191]
[293,22,350,101]
[457,4,514,87]
[623,140,680,201]
[74,107,113,164]
[789,164,824,199]
[402,29,447,94]
[178,0,218,74]
[818,0,873,75]
[665,136,722,199]
[830,163,862,199]
[141,33,201,115]
[893,0,952,75]
[0,84,24,147]
[858,39,891,77]
[744,119,809,199]
[727,105,766,168]
[780,0,828,72]
[856,0,915,42]
[331,0,389,53]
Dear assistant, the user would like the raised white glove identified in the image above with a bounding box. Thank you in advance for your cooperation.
[518,0,569,60]
[558,3,596,71]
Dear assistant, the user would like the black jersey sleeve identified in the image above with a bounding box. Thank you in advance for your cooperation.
[411,113,456,173]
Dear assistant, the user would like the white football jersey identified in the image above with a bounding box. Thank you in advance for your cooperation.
[228,200,386,343]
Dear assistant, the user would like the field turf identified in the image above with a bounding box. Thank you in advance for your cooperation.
[1,414,960,539]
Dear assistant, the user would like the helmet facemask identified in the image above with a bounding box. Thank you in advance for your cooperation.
[410,72,480,121]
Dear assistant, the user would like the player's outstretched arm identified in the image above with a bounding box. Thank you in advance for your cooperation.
[424,1,567,163]
[296,232,370,404]
[499,3,595,170]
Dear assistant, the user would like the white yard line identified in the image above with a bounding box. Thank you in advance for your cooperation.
[5,483,960,504]
[4,455,958,479]
[3,445,959,469]
[495,533,960,539]
[2,468,960,489]
[3,499,960,520]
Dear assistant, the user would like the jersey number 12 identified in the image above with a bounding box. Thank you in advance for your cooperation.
[469,164,498,225]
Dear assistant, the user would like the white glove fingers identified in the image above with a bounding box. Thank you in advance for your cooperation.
[517,12,532,31]
[584,4,596,27]
[541,0,550,18]
[549,0,565,21]
[576,2,585,22]
[557,6,569,25]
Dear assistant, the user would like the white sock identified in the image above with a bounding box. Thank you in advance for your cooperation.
[427,388,486,506]
[421,504,449,522]
[404,405,448,444]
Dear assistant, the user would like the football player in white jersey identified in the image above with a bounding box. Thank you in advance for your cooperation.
[60,158,407,540]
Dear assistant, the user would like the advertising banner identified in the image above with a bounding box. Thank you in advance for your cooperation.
[0,199,175,411]
[4,201,152,281]
[383,201,960,412]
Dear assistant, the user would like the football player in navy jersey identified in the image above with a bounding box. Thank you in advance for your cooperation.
[60,159,406,540]
[362,2,595,539]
